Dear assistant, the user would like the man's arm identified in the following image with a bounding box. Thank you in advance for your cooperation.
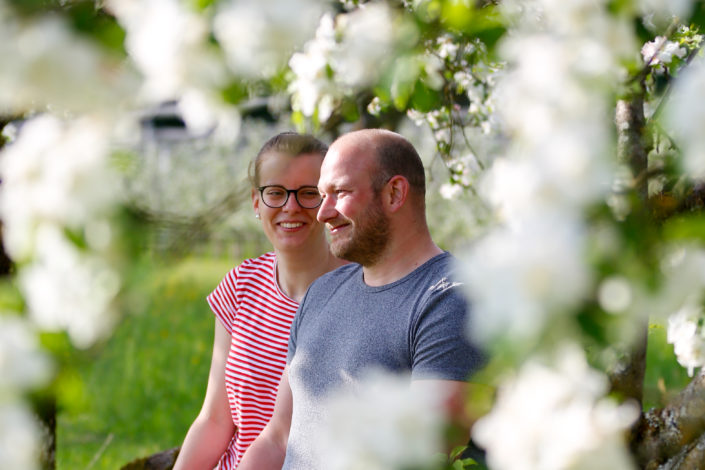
[411,379,488,450]
[238,365,293,470]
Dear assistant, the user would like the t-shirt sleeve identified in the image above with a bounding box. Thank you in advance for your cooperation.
[286,293,307,364]
[411,285,486,381]
[206,266,240,335]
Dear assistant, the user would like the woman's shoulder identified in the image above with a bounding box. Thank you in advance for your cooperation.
[238,251,276,270]
[220,252,276,283]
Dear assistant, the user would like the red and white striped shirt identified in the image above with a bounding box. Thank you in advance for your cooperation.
[207,252,299,470]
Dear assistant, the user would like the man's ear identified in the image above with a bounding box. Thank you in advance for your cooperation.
[384,175,409,213]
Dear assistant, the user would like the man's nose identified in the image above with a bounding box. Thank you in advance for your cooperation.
[317,196,335,223]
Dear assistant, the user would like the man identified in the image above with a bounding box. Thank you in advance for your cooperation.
[238,128,484,470]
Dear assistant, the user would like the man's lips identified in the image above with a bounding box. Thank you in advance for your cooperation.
[327,222,350,234]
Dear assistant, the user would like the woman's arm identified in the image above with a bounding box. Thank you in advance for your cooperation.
[173,319,236,470]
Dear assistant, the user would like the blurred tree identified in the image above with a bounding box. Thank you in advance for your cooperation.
[3,1,705,469]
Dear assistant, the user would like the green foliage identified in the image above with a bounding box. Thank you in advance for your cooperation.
[56,255,234,469]
[430,445,482,470]
[643,322,692,410]
[7,0,127,54]
[662,213,705,243]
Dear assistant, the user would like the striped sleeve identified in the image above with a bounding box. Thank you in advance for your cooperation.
[207,266,240,334]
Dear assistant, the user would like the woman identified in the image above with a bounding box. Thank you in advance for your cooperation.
[173,132,345,470]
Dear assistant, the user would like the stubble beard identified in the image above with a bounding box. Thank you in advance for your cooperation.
[331,198,390,267]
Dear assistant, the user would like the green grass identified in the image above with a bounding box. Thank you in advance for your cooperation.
[56,256,236,470]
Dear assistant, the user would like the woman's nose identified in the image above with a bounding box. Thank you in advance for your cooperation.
[281,192,302,212]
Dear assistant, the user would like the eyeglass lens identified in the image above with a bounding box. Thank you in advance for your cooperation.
[260,186,322,209]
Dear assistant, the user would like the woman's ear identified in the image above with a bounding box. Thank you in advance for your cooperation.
[384,175,409,213]
[252,188,260,218]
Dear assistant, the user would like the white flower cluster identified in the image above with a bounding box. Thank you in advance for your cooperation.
[107,0,211,101]
[667,304,705,377]
[215,0,327,80]
[407,35,501,198]
[0,315,52,470]
[0,115,120,347]
[461,0,635,345]
[654,245,705,376]
[664,55,705,179]
[473,345,639,470]
[288,2,406,122]
[641,36,686,67]
[107,0,240,142]
[637,0,694,29]
[289,14,341,121]
[312,371,446,470]
[0,1,133,115]
[461,212,589,342]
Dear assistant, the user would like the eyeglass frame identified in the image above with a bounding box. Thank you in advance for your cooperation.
[257,185,323,209]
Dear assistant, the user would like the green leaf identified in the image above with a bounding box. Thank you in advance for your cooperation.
[340,98,360,122]
[441,0,475,32]
[0,280,23,312]
[221,80,249,105]
[449,445,468,461]
[411,80,443,112]
[391,56,422,110]
[662,214,705,242]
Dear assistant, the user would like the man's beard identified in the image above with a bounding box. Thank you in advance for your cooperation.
[331,198,390,266]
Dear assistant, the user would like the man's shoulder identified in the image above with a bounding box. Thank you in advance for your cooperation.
[413,251,460,282]
[312,262,360,287]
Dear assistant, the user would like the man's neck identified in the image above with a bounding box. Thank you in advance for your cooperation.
[361,233,443,287]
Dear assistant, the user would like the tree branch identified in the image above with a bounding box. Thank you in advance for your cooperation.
[631,370,705,468]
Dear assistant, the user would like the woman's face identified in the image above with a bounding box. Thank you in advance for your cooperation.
[252,151,325,252]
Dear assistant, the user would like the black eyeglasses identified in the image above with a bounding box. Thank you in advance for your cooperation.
[258,185,323,209]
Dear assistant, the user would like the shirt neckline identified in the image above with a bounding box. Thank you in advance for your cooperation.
[355,252,450,293]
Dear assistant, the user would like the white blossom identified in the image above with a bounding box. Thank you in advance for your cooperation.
[439,182,463,200]
[214,0,328,79]
[461,212,591,343]
[473,345,639,470]
[288,13,341,120]
[288,2,414,122]
[312,371,446,470]
[663,55,705,179]
[0,402,42,470]
[0,115,117,261]
[459,0,631,349]
[0,13,133,114]
[598,276,633,314]
[641,36,686,66]
[0,316,51,392]
[107,0,217,102]
[637,0,694,29]
[666,305,705,377]
[334,1,406,88]
[667,303,705,377]
[19,224,120,348]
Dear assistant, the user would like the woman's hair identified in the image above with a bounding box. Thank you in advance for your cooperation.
[248,132,328,187]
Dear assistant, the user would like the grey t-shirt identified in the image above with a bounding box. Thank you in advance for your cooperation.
[283,252,484,469]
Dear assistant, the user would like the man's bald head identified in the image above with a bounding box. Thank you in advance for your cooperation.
[330,129,426,199]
